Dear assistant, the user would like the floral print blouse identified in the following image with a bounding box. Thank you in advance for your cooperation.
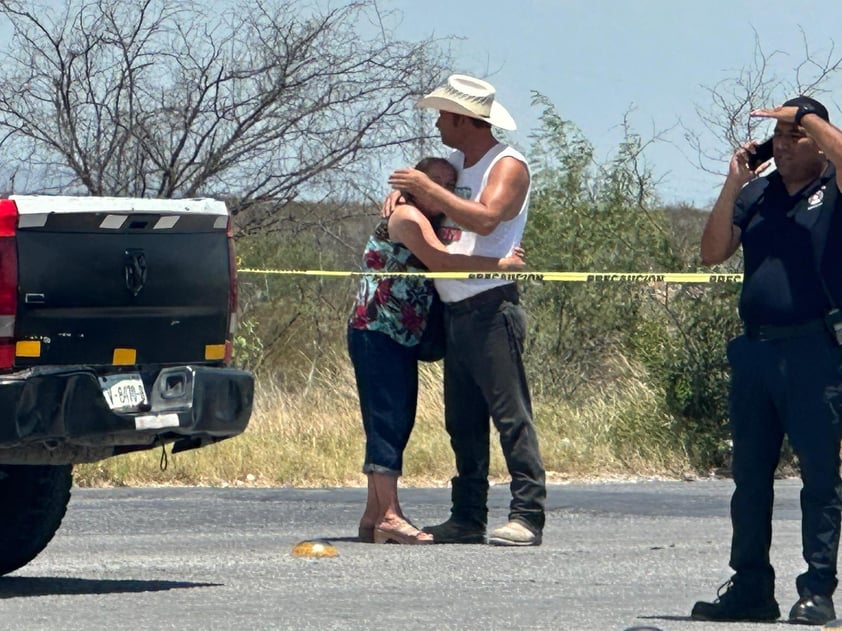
[348,218,435,347]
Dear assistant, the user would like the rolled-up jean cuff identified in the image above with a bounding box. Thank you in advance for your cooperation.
[362,464,401,476]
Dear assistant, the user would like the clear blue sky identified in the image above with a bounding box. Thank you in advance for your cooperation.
[378,0,841,208]
[2,1,838,207]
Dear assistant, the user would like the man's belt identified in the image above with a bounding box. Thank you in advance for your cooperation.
[445,283,519,315]
[745,318,828,341]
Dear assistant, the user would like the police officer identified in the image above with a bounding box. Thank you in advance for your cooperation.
[692,96,842,626]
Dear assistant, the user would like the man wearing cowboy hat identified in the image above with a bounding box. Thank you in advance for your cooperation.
[388,74,546,546]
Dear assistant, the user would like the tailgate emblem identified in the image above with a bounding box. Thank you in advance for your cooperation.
[124,249,147,296]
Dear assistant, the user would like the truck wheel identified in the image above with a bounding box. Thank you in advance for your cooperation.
[0,464,73,576]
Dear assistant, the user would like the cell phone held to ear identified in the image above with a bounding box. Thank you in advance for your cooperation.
[748,137,774,170]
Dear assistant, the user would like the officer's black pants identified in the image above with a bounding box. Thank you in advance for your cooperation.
[728,331,842,597]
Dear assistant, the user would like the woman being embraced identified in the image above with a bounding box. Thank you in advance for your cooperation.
[347,157,525,545]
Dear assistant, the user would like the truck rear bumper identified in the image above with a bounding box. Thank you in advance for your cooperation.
[0,365,253,462]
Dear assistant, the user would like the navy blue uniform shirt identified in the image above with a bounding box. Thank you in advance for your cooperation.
[734,163,842,327]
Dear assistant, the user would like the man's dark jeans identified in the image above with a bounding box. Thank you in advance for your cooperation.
[442,285,546,532]
[728,331,842,598]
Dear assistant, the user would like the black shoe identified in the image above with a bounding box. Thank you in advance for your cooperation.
[691,578,780,622]
[422,518,485,544]
[789,595,836,625]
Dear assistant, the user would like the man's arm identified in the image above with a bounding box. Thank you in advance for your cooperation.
[700,180,743,265]
[388,157,529,236]
[700,146,754,265]
[799,115,842,191]
[751,104,842,190]
[388,204,524,271]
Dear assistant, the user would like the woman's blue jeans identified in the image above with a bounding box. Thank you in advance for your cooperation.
[347,326,419,476]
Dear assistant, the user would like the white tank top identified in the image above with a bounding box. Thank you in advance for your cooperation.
[434,143,530,303]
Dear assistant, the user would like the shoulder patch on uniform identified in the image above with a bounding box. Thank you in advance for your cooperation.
[808,187,825,210]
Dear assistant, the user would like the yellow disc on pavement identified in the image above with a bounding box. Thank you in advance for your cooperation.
[291,540,339,558]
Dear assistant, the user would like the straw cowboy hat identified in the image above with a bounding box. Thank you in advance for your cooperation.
[416,74,517,131]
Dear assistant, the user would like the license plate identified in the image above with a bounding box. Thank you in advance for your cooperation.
[100,374,148,411]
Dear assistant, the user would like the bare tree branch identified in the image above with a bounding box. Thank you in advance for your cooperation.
[684,28,842,186]
[0,0,451,233]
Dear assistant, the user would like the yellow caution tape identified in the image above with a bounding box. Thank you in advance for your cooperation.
[238,268,743,284]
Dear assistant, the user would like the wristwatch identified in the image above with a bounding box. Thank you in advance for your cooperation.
[794,102,821,126]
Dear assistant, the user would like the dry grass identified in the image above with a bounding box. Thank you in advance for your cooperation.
[537,375,690,481]
[74,353,692,488]
[74,360,456,488]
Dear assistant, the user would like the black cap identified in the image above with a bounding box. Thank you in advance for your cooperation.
[783,95,830,122]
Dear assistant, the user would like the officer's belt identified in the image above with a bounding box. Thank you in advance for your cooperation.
[445,283,519,315]
[745,318,828,341]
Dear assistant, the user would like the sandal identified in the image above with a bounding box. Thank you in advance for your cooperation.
[358,525,375,544]
[373,518,434,545]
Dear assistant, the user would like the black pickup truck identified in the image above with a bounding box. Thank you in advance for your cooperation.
[0,195,254,575]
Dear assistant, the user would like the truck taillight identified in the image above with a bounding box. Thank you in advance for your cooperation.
[225,216,238,366]
[0,199,19,370]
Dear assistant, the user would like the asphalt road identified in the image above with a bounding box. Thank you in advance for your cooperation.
[0,479,829,630]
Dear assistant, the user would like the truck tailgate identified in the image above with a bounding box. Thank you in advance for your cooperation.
[11,197,232,367]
